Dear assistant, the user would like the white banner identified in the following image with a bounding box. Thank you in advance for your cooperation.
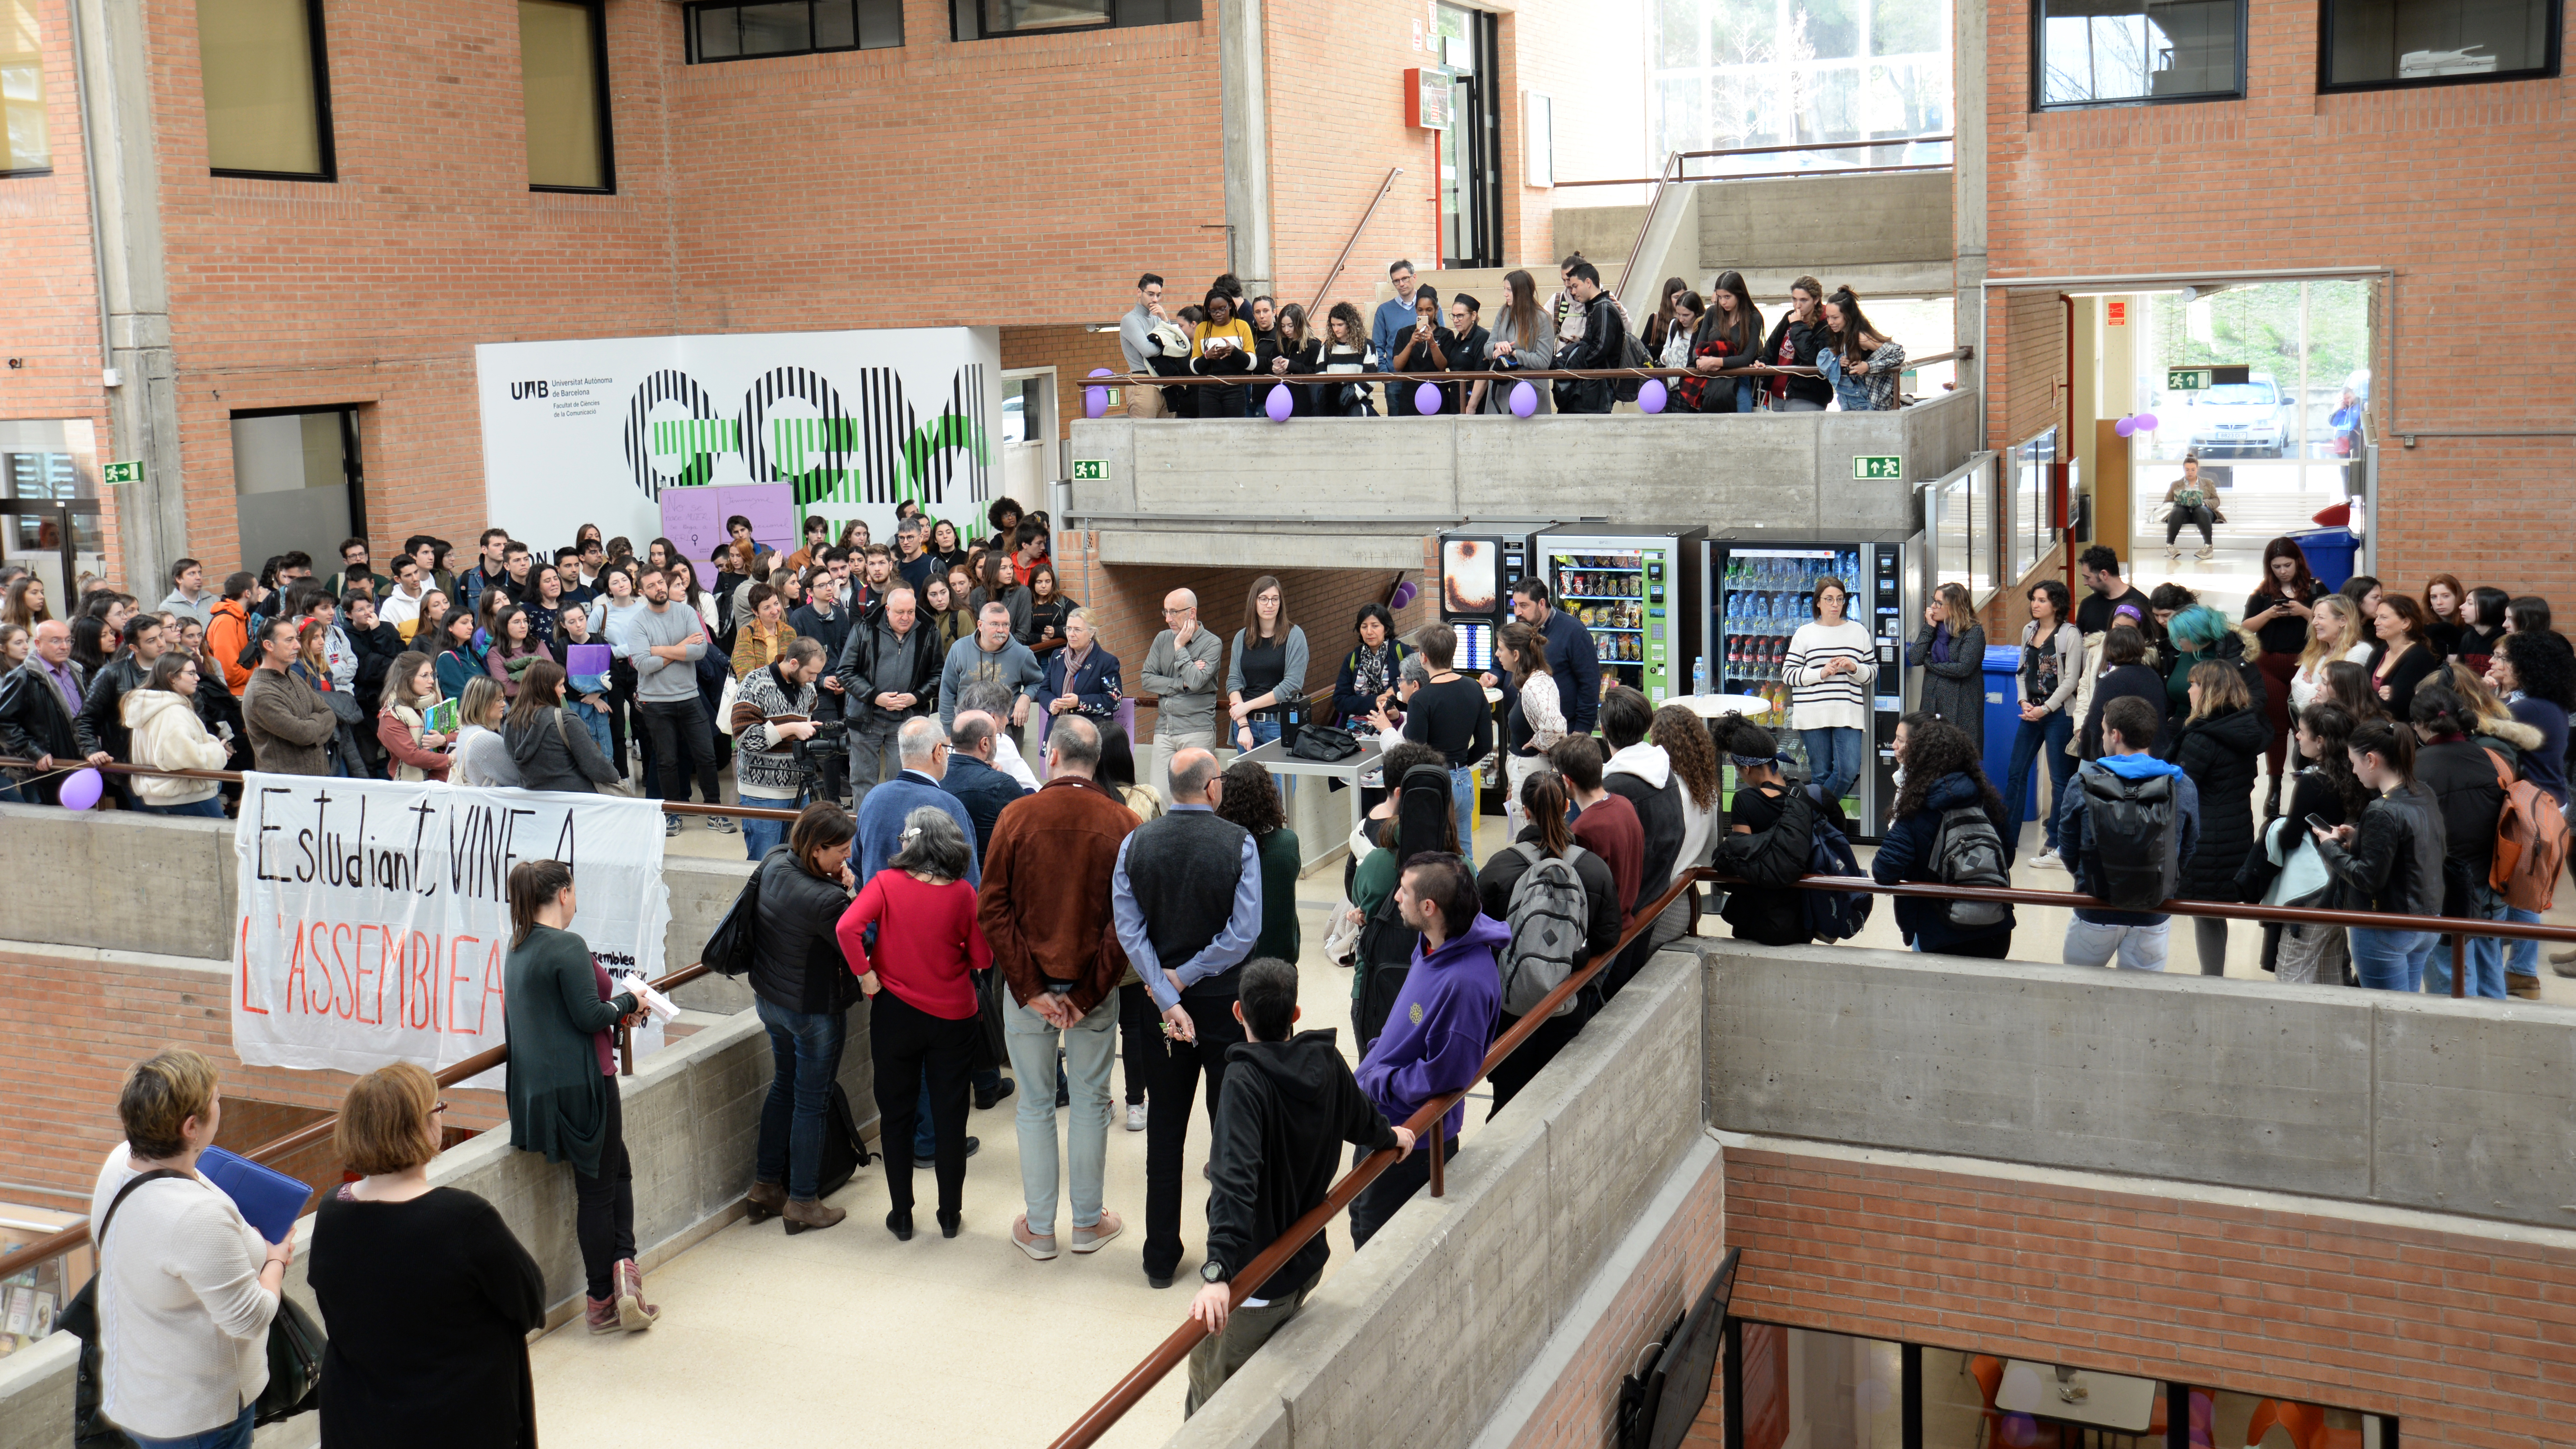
[231,773,671,1078]
[471,326,1003,553]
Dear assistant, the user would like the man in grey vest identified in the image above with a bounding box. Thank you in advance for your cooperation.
[1110,746,1262,1289]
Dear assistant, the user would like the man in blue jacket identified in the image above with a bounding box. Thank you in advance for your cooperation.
[2055,695,2200,972]
[1349,853,1504,1248]
[1369,259,1421,399]
[940,710,1031,860]
[1510,578,1603,735]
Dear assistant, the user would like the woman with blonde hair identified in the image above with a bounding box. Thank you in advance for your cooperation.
[1907,581,1987,749]
[2171,660,2265,975]
[309,1062,544,1446]
[451,675,520,787]
[2289,593,2372,712]
[376,650,451,783]
[1478,268,1557,415]
[126,652,235,815]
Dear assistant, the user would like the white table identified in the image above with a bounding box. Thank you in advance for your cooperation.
[1995,1360,2158,1441]
[1235,735,1389,875]
[1665,693,1774,719]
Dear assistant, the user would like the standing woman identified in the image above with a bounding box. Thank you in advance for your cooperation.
[591,564,644,774]
[2489,631,2573,987]
[2320,660,2389,725]
[1689,269,1763,414]
[928,519,968,572]
[2289,595,2372,713]
[1332,603,1412,727]
[524,567,566,648]
[922,573,973,654]
[2368,596,2439,719]
[1,574,50,629]
[2422,573,2467,658]
[729,583,797,680]
[309,1064,545,1449]
[744,803,862,1234]
[1017,560,1075,655]
[968,551,1017,620]
[1654,291,1704,371]
[2261,703,2366,985]
[2008,579,2084,867]
[124,652,232,816]
[1907,582,1986,750]
[1495,619,1565,839]
[452,676,522,788]
[2243,538,2317,806]
[1871,718,2016,958]
[1216,759,1301,965]
[432,610,488,711]
[501,859,654,1332]
[2313,720,2446,991]
[1264,302,1322,416]
[375,651,452,783]
[2168,661,2265,976]
[1226,574,1309,754]
[1478,269,1556,415]
[501,661,620,794]
[1815,287,1906,412]
[2078,626,2169,760]
[1388,285,1452,415]
[1190,289,1257,418]
[485,605,542,700]
[1035,607,1120,726]
[1784,574,1877,801]
[2455,586,2509,673]
[1640,276,1692,365]
[1320,302,1377,416]
[838,807,990,1241]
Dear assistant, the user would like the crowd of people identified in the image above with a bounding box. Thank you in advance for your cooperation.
[1113,258,1912,418]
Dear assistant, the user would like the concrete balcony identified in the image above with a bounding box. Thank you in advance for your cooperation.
[1065,388,1978,569]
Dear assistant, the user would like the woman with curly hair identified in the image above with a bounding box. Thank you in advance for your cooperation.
[1215,758,1300,966]
[1869,717,2015,958]
[1648,703,1722,944]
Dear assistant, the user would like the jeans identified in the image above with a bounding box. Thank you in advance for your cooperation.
[2063,916,2171,971]
[2349,927,2439,992]
[636,697,720,805]
[1002,989,1117,1237]
[2003,711,2075,853]
[1185,1269,1321,1417]
[2433,885,2510,999]
[1143,987,1248,1280]
[2504,905,2544,980]
[1449,764,1475,849]
[1799,726,1866,802]
[754,995,848,1200]
[742,791,804,859]
[140,797,227,818]
[1349,1132,1460,1250]
[571,697,615,762]
[869,989,976,1223]
[129,1405,255,1449]
[573,1082,636,1300]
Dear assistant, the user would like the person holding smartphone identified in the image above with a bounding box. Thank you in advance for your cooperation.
[1190,289,1256,418]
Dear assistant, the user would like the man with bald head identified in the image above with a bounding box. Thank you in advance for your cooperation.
[0,618,111,804]
[838,582,942,809]
[1111,744,1264,1288]
[1142,587,1223,806]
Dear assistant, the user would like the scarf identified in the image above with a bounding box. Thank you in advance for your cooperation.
[1352,643,1397,705]
[1929,625,1955,665]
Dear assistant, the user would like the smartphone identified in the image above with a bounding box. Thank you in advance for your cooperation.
[2305,813,2332,835]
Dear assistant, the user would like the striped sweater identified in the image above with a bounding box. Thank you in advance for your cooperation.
[1785,618,1879,730]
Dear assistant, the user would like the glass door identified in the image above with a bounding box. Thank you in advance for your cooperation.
[0,420,105,604]
[1434,5,1501,268]
[230,407,366,575]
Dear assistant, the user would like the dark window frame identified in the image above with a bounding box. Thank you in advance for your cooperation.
[526,0,617,195]
[683,0,905,64]
[225,404,370,550]
[949,0,1199,44]
[207,0,338,183]
[2314,0,2563,92]
[2027,0,2248,111]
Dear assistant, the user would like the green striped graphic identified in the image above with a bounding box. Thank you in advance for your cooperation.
[651,418,740,458]
[771,416,860,485]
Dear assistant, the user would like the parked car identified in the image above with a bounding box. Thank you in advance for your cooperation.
[2183,373,2292,457]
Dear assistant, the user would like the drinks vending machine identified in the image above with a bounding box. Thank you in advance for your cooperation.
[1696,529,1923,839]
[1534,525,1706,707]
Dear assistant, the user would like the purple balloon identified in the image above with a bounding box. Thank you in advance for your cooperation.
[58,767,102,812]
[1084,387,1109,419]
[2114,416,2136,438]
[2134,411,2159,431]
[1088,367,1114,378]
[1413,382,1443,417]
[1265,386,1294,422]
[1389,581,1417,609]
[1510,380,1538,418]
[1638,379,1668,414]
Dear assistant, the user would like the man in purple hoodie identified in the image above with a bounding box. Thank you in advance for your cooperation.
[1349,853,1506,1249]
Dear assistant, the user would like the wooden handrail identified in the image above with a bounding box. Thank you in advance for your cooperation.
[1109,347,1971,389]
[1306,166,1404,322]
[1556,133,1954,189]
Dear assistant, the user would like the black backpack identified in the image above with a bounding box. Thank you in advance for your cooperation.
[1613,329,1653,403]
[1719,783,1812,889]
[1932,805,2012,927]
[2080,766,2181,911]
[703,850,774,976]
[1798,789,1873,943]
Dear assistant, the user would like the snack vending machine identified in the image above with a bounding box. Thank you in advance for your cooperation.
[1696,529,1923,839]
[1436,522,1551,675]
[1534,525,1706,708]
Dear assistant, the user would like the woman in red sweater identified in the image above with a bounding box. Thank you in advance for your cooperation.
[836,806,990,1241]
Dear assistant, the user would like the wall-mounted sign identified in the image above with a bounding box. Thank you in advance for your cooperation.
[2167,367,2207,391]
[1070,459,1108,482]
[102,460,145,484]
[1854,455,1904,481]
[1406,67,1452,129]
[2105,301,2127,325]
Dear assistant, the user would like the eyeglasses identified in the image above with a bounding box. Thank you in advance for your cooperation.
[431,1100,449,1114]
[1162,607,1191,616]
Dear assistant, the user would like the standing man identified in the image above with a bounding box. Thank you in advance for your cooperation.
[1553,261,1627,414]
[732,637,824,859]
[1119,273,1171,420]
[938,603,1042,731]
[1348,853,1505,1248]
[323,538,388,599]
[790,569,853,805]
[157,558,212,631]
[1111,747,1262,1289]
[940,710,1031,860]
[2074,545,2147,637]
[839,585,942,808]
[1510,578,1603,736]
[894,518,939,596]
[458,528,511,611]
[1186,957,1412,1415]
[1143,589,1223,805]
[611,566,724,838]
[982,716,1136,1263]
[1370,260,1421,396]
[81,613,166,775]
[2056,695,2201,972]
[404,535,455,596]
[241,618,337,776]
[0,618,111,801]
[378,556,432,640]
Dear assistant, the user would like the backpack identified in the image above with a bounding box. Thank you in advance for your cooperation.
[1613,329,1653,402]
[2487,751,2568,913]
[1719,782,1812,889]
[1931,805,2012,927]
[2079,766,2181,911]
[1799,787,1872,942]
[1501,842,1592,1019]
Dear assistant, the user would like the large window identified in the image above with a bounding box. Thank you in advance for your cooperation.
[3,0,47,177]
[1648,0,1953,169]
[231,407,366,575]
[949,0,1198,41]
[521,0,612,191]
[2008,427,2059,587]
[2035,0,2243,107]
[687,0,902,62]
[197,0,333,179]
[2322,0,2560,88]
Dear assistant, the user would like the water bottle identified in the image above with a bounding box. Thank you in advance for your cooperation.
[1693,656,1709,699]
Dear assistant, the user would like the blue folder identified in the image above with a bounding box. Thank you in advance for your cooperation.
[195,1145,314,1244]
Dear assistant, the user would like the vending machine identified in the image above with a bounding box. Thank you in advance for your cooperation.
[1533,525,1706,707]
[1436,521,1552,674]
[1695,529,1924,840]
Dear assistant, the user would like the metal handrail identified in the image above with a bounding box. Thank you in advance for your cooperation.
[1558,133,1955,188]
[1306,166,1404,322]
[1048,861,2574,1445]
[1107,346,1972,389]
[0,756,804,820]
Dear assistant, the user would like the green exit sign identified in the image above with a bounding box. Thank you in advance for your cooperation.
[1853,455,1903,481]
[1070,459,1108,482]
[2167,368,2208,391]
[101,459,145,485]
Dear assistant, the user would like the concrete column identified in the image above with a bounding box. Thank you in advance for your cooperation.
[1952,0,1988,431]
[71,0,186,587]
[1218,0,1274,299]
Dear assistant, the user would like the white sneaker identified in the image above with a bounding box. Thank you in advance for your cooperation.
[2167,547,2181,561]
[2030,849,2065,871]
[1125,1104,1147,1133]
[2195,545,2216,560]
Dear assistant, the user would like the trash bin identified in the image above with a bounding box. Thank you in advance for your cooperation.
[1982,644,2034,817]
[2291,527,2359,592]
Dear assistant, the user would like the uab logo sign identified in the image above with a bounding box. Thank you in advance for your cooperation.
[621,363,990,507]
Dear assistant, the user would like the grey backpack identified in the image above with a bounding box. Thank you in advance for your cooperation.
[1931,805,2011,927]
[1501,842,1592,1018]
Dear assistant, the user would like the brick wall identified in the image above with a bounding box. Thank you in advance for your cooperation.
[1989,288,2066,458]
[1725,1144,2576,1447]
[1000,323,1128,448]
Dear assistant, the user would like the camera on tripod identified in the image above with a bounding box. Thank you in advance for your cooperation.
[790,718,848,766]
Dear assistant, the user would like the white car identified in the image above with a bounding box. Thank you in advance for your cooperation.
[2183,374,2292,457]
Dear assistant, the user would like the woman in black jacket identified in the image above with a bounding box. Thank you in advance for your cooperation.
[1870,718,2014,958]
[2408,686,2509,998]
[499,660,621,794]
[2314,719,2447,991]
[2367,595,2442,720]
[2167,662,2268,976]
[745,803,862,1233]
[1906,582,1986,750]
[1713,716,1849,946]
[1476,769,1621,1117]
[1332,603,1411,727]
[2257,704,2366,984]
[2079,625,2168,759]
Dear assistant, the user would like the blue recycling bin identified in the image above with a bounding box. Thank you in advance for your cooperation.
[2291,527,2358,592]
[1981,645,2035,817]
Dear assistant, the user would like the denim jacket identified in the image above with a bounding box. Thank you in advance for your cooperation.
[1819,339,1907,412]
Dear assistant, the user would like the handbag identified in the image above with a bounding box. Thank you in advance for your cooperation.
[713,671,743,736]
[703,850,773,976]
[971,968,1010,1071]
[1287,721,1360,762]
